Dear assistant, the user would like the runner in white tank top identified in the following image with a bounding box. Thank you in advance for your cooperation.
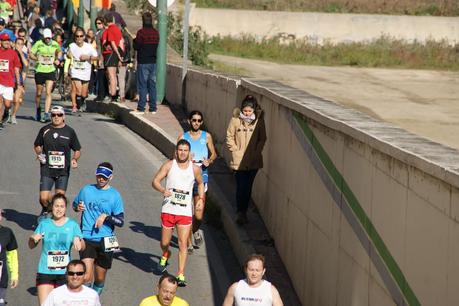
[152,139,205,287]
[223,254,284,306]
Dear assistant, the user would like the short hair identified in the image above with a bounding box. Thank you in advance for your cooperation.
[244,254,265,270]
[104,12,114,23]
[18,27,26,34]
[15,37,24,43]
[188,110,203,121]
[67,259,86,273]
[97,162,113,171]
[74,26,85,37]
[176,139,190,150]
[110,3,116,11]
[51,193,68,207]
[241,95,258,110]
[158,273,177,287]
[142,12,152,27]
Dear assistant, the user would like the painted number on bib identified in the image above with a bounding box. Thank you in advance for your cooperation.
[0,60,9,72]
[104,236,120,252]
[38,55,54,65]
[47,251,69,270]
[171,189,191,206]
[48,151,65,169]
[73,60,85,70]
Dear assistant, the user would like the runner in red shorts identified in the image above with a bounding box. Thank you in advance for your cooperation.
[152,139,205,287]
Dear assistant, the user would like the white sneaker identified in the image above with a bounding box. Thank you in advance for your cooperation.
[193,230,203,247]
[11,115,17,124]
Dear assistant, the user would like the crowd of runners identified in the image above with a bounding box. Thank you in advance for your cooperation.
[0,1,284,305]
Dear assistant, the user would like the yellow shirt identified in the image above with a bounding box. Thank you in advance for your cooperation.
[139,295,189,306]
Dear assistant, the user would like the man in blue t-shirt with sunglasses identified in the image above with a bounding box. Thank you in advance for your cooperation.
[73,162,124,296]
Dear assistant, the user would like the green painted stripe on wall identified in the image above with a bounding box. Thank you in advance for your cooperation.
[293,113,420,306]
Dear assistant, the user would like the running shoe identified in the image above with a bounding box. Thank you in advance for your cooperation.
[45,112,51,122]
[187,244,194,255]
[157,251,170,273]
[36,207,49,224]
[6,109,12,123]
[0,122,3,130]
[176,274,187,287]
[11,116,17,124]
[193,230,203,247]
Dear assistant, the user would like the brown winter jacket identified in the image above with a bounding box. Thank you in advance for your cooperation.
[226,107,267,171]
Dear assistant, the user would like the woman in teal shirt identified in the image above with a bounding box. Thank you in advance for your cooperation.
[29,193,85,305]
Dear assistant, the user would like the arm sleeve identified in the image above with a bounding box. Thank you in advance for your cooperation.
[6,249,18,281]
[64,56,71,74]
[106,212,124,227]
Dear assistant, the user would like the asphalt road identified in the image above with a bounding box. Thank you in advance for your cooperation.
[1,82,241,305]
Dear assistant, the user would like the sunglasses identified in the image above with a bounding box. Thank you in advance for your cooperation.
[75,35,84,38]
[51,113,64,117]
[96,22,102,25]
[67,271,85,276]
[191,119,202,123]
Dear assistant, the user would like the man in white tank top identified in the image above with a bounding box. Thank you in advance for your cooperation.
[152,139,205,287]
[222,254,283,306]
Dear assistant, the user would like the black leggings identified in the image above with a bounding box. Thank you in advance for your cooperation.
[235,169,258,213]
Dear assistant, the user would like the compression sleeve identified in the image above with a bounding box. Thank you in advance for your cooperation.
[106,212,124,227]
[64,57,72,74]
[6,249,18,280]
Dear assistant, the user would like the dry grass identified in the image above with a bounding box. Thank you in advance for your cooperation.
[209,35,459,71]
[193,0,459,16]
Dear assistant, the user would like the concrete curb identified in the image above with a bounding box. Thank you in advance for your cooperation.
[86,99,256,265]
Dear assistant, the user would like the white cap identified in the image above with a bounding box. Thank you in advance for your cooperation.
[43,28,52,39]
[50,105,65,115]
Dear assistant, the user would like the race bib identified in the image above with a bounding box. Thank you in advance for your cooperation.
[0,59,9,72]
[103,236,120,252]
[171,188,192,206]
[48,151,65,169]
[38,54,54,65]
[73,60,86,70]
[47,251,69,270]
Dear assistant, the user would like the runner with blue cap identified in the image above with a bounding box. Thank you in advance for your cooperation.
[72,162,124,296]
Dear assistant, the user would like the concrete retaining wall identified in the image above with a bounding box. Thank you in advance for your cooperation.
[166,64,459,305]
[189,7,459,44]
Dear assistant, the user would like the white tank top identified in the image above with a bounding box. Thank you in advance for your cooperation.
[161,159,195,217]
[234,279,273,306]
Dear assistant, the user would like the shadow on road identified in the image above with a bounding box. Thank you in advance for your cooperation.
[16,115,37,122]
[129,221,178,248]
[4,209,36,231]
[113,247,164,275]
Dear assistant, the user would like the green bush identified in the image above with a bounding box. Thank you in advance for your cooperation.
[168,13,211,67]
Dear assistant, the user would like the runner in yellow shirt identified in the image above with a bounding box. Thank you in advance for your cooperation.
[139,274,189,306]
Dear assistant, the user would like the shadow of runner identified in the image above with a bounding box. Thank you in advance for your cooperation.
[113,247,163,275]
[129,221,178,248]
[4,209,37,231]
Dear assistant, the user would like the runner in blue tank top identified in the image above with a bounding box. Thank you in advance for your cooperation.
[178,110,217,252]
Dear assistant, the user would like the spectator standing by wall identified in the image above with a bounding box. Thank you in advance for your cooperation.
[226,95,267,225]
[109,3,126,29]
[133,11,159,113]
[94,16,107,102]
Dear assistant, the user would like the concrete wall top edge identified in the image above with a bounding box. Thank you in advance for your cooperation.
[241,78,459,187]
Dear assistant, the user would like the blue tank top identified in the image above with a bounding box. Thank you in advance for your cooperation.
[183,131,209,183]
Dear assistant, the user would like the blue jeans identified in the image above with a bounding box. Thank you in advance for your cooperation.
[136,63,157,111]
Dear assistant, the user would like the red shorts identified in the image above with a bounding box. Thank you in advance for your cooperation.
[161,213,192,228]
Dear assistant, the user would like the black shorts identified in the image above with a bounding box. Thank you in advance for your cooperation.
[36,273,66,287]
[35,72,56,85]
[103,53,119,67]
[79,239,114,270]
[71,78,89,84]
[39,175,69,192]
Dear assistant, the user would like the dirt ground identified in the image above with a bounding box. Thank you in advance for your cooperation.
[210,54,459,151]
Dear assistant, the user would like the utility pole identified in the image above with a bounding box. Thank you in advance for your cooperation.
[156,0,167,104]
[77,0,84,27]
[181,0,190,82]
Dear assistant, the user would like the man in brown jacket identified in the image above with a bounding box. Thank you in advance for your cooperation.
[226,95,266,224]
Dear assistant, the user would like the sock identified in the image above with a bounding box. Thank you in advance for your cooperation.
[162,250,169,258]
[92,282,105,295]
[76,95,82,109]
